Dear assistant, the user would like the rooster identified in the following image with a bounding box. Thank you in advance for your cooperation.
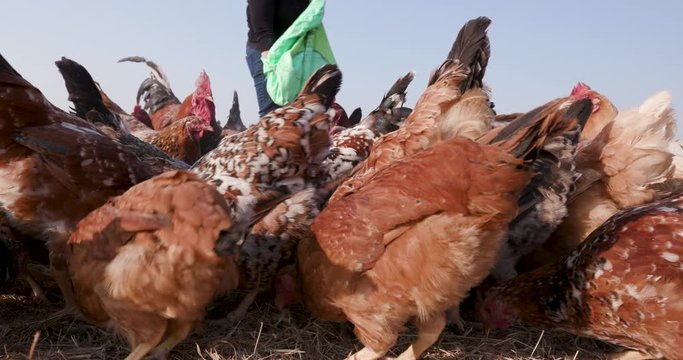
[118,56,221,154]
[55,57,189,173]
[67,170,241,360]
[522,89,681,270]
[329,16,494,205]
[192,64,341,233]
[222,90,247,138]
[301,98,593,360]
[0,53,155,309]
[480,192,683,360]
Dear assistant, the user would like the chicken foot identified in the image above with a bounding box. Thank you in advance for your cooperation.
[148,320,194,360]
[606,350,660,360]
[391,312,446,360]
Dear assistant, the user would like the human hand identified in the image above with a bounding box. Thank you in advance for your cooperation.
[261,51,269,58]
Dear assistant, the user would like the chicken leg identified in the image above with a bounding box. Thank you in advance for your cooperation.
[392,312,446,360]
[224,287,260,326]
[50,253,78,310]
[148,320,194,360]
[124,326,166,360]
[445,305,466,333]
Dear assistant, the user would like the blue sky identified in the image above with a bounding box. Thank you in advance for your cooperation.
[3,1,682,134]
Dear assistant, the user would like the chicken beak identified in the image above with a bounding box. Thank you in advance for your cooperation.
[207,95,214,103]
[203,123,214,131]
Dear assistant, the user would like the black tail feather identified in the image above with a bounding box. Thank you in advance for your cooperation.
[300,64,342,108]
[225,90,246,132]
[55,57,122,131]
[347,107,362,127]
[379,71,415,111]
[0,53,22,78]
[447,16,492,92]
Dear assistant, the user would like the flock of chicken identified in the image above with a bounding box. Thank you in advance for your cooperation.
[1,16,682,360]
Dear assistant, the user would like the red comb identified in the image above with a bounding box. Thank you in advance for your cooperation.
[571,82,591,97]
[195,70,211,88]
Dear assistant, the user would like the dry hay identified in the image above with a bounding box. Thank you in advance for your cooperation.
[0,280,618,360]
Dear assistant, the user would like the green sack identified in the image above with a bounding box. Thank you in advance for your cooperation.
[262,0,337,106]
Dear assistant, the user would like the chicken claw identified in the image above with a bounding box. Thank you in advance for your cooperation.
[445,306,466,333]
[20,273,48,303]
[344,347,387,360]
[606,350,660,360]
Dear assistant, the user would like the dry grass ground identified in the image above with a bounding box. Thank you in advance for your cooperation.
[0,280,618,360]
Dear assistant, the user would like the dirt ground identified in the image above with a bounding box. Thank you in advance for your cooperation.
[0,278,619,360]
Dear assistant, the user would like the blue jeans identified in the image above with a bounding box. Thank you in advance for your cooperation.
[246,46,278,117]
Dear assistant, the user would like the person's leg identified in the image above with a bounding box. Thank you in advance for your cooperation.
[246,46,278,117]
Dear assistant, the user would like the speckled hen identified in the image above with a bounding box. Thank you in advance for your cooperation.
[480,192,683,360]
[312,71,415,189]
[192,64,342,232]
[227,187,321,324]
[0,53,154,309]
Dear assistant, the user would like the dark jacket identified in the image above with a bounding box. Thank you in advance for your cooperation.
[247,0,310,51]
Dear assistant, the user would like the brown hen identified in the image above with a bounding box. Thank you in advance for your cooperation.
[55,57,189,173]
[133,115,213,165]
[300,97,593,359]
[522,89,681,270]
[480,192,683,360]
[67,170,240,360]
[330,16,494,204]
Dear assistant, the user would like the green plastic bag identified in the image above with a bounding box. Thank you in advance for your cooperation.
[262,0,337,106]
